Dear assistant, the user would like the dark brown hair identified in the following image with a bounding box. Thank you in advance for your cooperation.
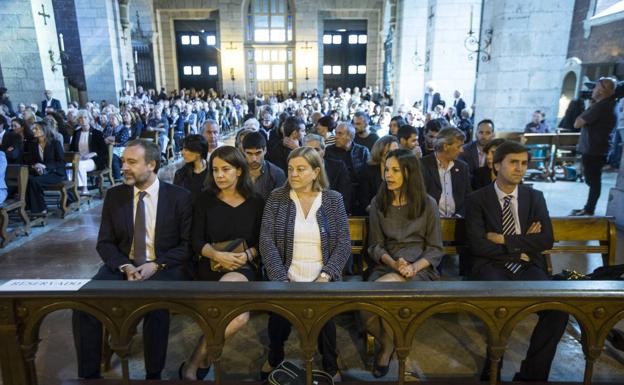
[375,149,426,219]
[205,146,255,198]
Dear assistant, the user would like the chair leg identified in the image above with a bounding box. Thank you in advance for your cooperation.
[72,184,80,208]
[0,209,11,248]
[59,188,69,218]
[101,327,113,373]
[106,170,114,189]
[98,175,105,197]
[18,207,31,235]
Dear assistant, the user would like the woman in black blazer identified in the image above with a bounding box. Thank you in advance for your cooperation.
[26,122,66,214]
[69,110,107,194]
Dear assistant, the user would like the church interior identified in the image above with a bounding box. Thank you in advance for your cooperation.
[1,0,624,384]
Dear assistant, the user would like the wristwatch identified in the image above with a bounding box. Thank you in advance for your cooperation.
[319,272,331,281]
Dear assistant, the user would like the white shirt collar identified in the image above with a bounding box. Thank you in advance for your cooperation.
[134,176,160,198]
[493,181,518,201]
[435,153,454,172]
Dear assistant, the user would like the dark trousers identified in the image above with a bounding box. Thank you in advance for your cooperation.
[112,155,122,180]
[72,264,186,379]
[473,262,569,381]
[582,154,606,214]
[267,313,338,376]
[26,173,65,213]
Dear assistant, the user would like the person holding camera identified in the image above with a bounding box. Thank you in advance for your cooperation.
[571,77,618,216]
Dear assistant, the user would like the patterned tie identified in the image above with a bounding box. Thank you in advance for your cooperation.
[502,195,523,274]
[133,191,147,265]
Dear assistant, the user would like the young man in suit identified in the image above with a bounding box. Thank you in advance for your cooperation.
[72,139,192,380]
[421,127,471,217]
[459,119,494,175]
[465,141,569,381]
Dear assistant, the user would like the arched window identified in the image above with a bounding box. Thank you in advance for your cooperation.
[247,0,293,43]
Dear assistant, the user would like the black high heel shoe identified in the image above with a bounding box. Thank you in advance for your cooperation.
[372,349,394,378]
[178,361,211,380]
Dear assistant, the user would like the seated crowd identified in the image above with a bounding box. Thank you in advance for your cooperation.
[0,85,581,382]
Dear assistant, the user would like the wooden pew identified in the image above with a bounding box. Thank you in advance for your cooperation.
[44,152,81,218]
[348,216,616,275]
[348,216,368,275]
[0,165,31,247]
[87,144,115,197]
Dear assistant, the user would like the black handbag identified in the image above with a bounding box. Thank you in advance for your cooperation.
[267,361,333,385]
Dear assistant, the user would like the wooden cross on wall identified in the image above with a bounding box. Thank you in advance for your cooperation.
[38,3,51,26]
[121,33,128,45]
[428,6,435,25]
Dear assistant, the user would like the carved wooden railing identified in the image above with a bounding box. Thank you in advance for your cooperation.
[1,280,624,385]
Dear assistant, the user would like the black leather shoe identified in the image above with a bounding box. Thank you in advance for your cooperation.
[179,361,210,380]
[146,371,161,380]
[372,349,394,378]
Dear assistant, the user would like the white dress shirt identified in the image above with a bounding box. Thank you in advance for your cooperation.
[78,130,90,156]
[494,182,521,234]
[288,190,323,282]
[129,178,160,262]
[477,145,486,168]
[436,154,456,218]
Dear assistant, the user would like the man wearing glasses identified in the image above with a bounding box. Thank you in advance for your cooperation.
[571,77,618,216]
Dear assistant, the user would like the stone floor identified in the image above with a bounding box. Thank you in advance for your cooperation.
[0,172,622,384]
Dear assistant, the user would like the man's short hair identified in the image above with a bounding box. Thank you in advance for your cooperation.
[126,139,161,172]
[182,134,208,159]
[492,140,530,165]
[242,131,267,150]
[303,133,326,150]
[336,122,356,138]
[353,111,369,121]
[317,116,336,132]
[434,127,466,151]
[204,119,219,131]
[397,124,419,141]
[424,119,442,133]
[477,119,495,131]
[283,116,304,137]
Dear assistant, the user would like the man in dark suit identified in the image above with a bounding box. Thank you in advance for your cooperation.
[459,118,494,176]
[421,127,471,217]
[452,89,466,117]
[465,141,568,382]
[0,115,22,163]
[72,139,192,380]
[303,134,352,213]
[41,90,62,113]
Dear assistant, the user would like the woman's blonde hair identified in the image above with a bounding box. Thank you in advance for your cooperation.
[286,147,329,191]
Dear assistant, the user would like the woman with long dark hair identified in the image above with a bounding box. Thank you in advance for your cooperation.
[361,135,399,209]
[472,138,506,190]
[364,149,443,377]
[180,146,264,380]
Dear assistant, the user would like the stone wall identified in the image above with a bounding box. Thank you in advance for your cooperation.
[151,0,384,96]
[474,0,575,132]
[75,0,124,104]
[0,0,67,108]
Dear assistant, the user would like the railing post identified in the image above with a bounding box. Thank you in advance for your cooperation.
[583,346,601,385]
[0,300,32,385]
[488,345,505,385]
[396,346,410,385]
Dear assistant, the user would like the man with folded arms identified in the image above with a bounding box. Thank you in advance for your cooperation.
[466,140,568,382]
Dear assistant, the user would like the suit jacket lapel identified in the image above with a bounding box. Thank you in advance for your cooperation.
[517,186,530,234]
[451,165,461,204]
[124,185,134,241]
[154,182,167,250]
[486,184,503,232]
[427,156,442,190]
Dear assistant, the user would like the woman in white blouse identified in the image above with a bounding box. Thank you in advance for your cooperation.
[69,110,108,195]
[259,147,351,380]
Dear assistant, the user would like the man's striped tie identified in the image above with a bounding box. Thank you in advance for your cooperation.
[502,195,523,274]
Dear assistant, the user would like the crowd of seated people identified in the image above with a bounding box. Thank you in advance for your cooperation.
[0,84,587,382]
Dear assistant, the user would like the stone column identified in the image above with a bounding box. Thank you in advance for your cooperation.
[74,0,125,104]
[474,0,575,131]
[425,0,481,109]
[0,0,67,109]
[393,0,427,108]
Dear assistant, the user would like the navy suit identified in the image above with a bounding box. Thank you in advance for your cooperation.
[41,98,62,112]
[72,181,192,379]
[420,153,471,217]
[453,97,466,115]
[465,183,568,381]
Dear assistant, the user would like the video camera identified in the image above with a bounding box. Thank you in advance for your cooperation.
[580,79,624,100]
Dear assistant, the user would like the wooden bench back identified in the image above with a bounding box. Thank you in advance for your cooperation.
[140,130,159,143]
[347,216,616,274]
[64,152,80,182]
[5,165,28,204]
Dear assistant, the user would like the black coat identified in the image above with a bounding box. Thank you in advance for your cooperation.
[465,184,554,275]
[70,129,108,170]
[420,153,471,217]
[324,157,352,214]
[458,141,480,175]
[96,182,192,271]
[41,98,62,112]
[28,139,66,178]
[1,130,24,164]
